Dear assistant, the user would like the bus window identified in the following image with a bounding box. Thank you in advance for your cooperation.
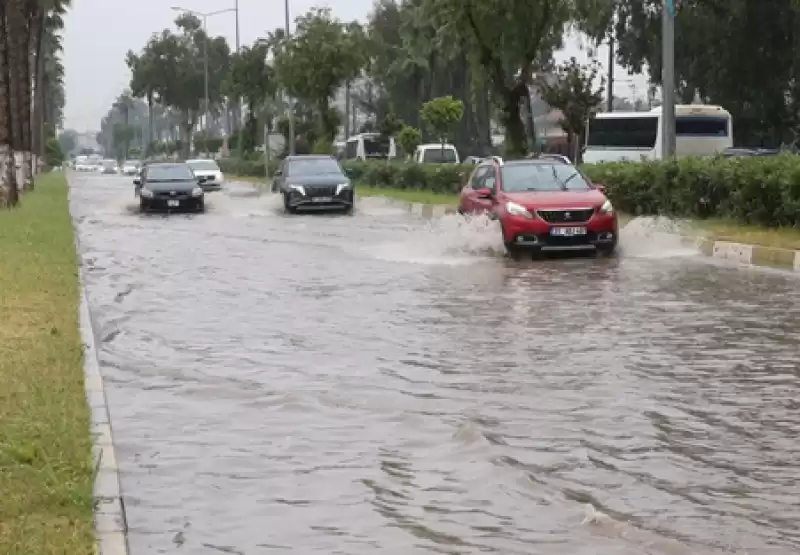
[586,117,658,148]
[676,116,729,136]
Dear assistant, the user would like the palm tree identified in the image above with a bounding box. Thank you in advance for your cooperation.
[0,0,68,206]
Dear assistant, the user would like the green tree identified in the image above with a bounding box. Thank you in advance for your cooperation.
[273,8,365,143]
[57,128,77,155]
[126,15,231,159]
[536,57,603,162]
[396,125,422,158]
[422,0,609,158]
[226,40,275,153]
[611,0,796,146]
[420,96,464,149]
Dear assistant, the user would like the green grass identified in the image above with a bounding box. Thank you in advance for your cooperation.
[0,174,95,554]
[689,219,800,250]
[355,185,459,205]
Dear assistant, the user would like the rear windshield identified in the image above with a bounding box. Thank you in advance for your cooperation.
[146,164,195,181]
[422,147,457,163]
[363,136,390,159]
[188,160,220,171]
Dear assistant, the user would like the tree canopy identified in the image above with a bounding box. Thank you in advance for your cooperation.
[110,0,800,160]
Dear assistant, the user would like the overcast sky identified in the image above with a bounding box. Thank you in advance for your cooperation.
[62,0,648,132]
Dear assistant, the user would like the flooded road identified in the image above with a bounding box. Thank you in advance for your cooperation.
[70,173,800,555]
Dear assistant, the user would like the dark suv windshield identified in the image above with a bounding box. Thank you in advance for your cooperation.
[501,163,591,192]
[288,158,343,176]
[146,164,195,181]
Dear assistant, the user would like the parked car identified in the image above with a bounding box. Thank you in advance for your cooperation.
[134,162,205,213]
[458,157,617,256]
[186,158,224,191]
[413,143,460,164]
[272,155,354,214]
[121,159,140,175]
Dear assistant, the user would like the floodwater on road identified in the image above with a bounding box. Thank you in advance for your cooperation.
[70,173,800,555]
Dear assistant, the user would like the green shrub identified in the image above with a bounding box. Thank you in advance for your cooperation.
[218,157,278,177]
[340,160,469,194]
[340,156,800,227]
[581,155,800,227]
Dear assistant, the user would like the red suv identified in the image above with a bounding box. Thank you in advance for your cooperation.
[458,157,617,256]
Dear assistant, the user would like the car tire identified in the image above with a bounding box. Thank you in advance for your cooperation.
[139,198,148,213]
[196,200,205,213]
[283,193,296,214]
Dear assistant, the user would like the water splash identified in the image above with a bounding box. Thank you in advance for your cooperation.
[366,212,505,265]
[619,216,700,259]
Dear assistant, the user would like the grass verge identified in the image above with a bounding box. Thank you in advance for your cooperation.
[0,173,95,554]
[689,219,800,250]
[355,185,459,205]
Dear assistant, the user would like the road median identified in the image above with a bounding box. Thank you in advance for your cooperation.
[0,173,97,554]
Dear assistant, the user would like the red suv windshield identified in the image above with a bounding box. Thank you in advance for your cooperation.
[501,163,591,192]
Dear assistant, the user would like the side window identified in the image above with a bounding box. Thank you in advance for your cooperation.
[483,168,497,192]
[468,166,489,189]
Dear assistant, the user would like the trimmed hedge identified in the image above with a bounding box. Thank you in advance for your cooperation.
[218,157,278,177]
[220,155,800,227]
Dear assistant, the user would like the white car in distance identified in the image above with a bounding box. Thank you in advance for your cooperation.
[187,158,224,191]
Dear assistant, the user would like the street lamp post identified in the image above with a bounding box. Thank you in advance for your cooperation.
[661,0,677,157]
[171,6,236,157]
[284,0,295,155]
[234,0,244,158]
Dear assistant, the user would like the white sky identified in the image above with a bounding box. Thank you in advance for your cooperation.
[62,0,649,131]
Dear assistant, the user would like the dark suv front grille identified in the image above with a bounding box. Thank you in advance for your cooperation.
[306,185,336,197]
[537,208,594,223]
[154,191,190,200]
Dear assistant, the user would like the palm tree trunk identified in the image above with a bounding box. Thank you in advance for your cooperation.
[8,0,27,193]
[0,2,19,206]
[29,7,44,182]
[18,7,35,190]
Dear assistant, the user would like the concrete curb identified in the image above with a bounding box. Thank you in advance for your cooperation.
[681,236,800,272]
[70,184,130,554]
[404,202,458,219]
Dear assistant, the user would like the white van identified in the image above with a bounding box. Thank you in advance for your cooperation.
[583,104,733,163]
[342,133,396,161]
[413,143,460,164]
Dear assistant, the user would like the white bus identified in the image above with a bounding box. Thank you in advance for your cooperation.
[583,104,733,163]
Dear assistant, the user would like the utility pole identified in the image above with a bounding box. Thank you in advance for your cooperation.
[284,0,295,154]
[661,0,677,157]
[607,35,614,112]
[203,15,210,157]
[235,0,243,158]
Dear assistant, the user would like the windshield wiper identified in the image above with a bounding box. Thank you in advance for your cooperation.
[549,166,583,190]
